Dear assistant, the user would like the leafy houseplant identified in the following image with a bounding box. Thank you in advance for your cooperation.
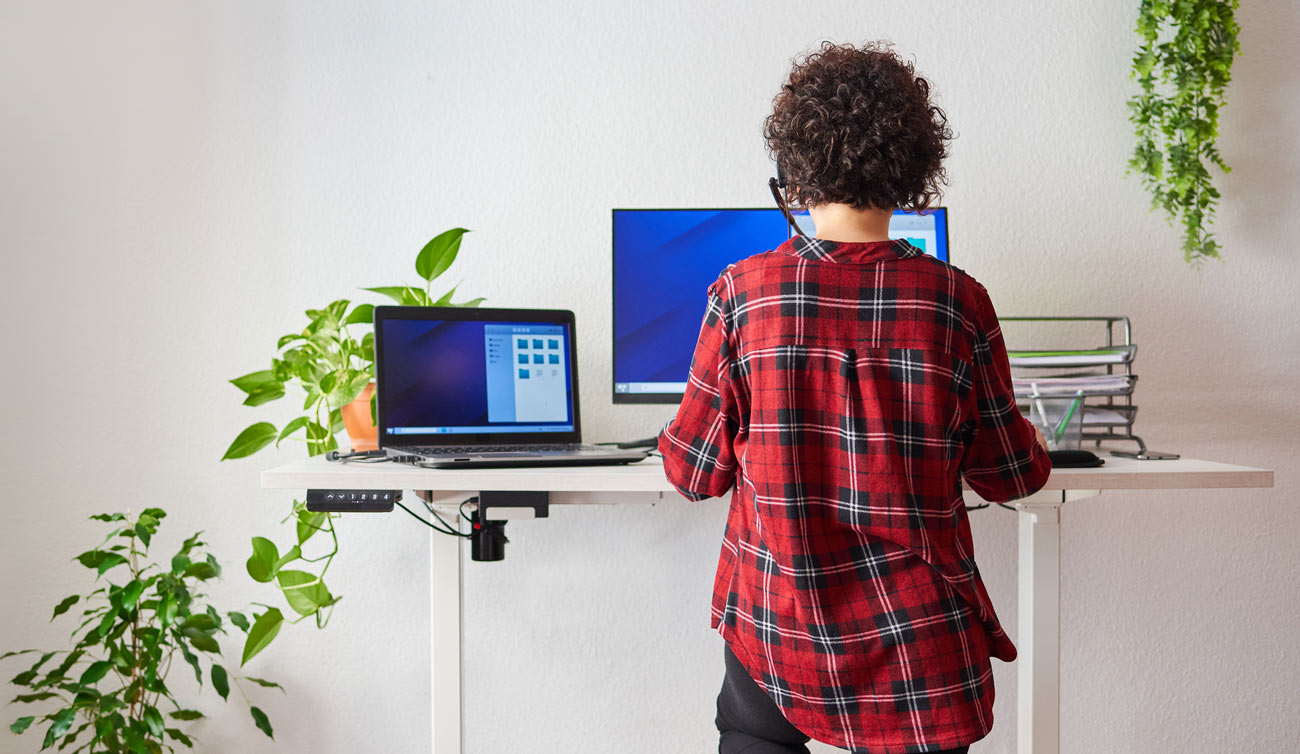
[2,509,279,753]
[1127,0,1241,264]
[219,228,481,664]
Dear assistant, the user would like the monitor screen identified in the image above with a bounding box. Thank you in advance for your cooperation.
[611,207,949,403]
[377,318,576,435]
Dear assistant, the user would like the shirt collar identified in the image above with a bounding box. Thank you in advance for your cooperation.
[781,235,925,264]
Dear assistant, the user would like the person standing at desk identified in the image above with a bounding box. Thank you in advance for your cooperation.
[659,42,1051,754]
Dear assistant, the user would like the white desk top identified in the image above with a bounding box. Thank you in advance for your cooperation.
[261,455,1273,495]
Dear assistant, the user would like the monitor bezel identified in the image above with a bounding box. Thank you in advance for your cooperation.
[374,305,584,446]
[610,207,948,405]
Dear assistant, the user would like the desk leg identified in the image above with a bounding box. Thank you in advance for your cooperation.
[430,519,463,754]
[1017,496,1061,754]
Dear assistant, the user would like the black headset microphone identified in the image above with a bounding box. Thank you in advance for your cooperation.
[768,160,805,239]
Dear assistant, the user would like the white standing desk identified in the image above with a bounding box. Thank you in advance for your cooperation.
[261,456,1273,754]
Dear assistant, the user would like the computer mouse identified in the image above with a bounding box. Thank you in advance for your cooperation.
[1047,449,1105,468]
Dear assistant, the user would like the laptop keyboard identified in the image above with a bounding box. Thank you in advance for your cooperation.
[408,443,602,455]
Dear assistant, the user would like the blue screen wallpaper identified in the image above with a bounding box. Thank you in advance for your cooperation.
[613,210,790,387]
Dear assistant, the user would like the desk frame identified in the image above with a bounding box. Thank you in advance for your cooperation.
[262,457,1272,754]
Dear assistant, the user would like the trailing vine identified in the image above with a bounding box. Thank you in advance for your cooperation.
[1127,0,1240,264]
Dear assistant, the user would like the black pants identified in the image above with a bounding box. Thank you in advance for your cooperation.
[716,646,970,754]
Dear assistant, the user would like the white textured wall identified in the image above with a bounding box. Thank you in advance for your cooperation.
[2,2,1297,753]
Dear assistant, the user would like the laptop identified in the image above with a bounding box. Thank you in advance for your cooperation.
[374,306,648,468]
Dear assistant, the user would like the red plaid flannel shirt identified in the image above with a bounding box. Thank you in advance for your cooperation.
[659,236,1051,753]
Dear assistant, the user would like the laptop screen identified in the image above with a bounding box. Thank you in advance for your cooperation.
[376,316,577,438]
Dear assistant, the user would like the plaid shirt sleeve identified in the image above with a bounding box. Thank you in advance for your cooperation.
[960,285,1052,502]
[658,277,740,501]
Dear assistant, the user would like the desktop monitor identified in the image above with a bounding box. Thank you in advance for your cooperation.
[611,207,949,404]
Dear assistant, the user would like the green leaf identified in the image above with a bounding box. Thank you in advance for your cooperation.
[42,707,76,748]
[168,709,204,721]
[276,416,310,447]
[415,228,469,282]
[50,596,79,622]
[250,706,274,739]
[182,560,219,581]
[165,728,195,747]
[459,297,487,308]
[1134,51,1157,77]
[242,676,285,692]
[231,369,286,405]
[246,537,279,583]
[12,692,58,704]
[434,284,458,306]
[344,303,374,325]
[88,513,125,522]
[211,664,229,701]
[158,597,179,628]
[10,670,37,686]
[121,725,149,754]
[241,609,283,667]
[74,550,112,571]
[41,652,82,685]
[275,570,334,617]
[175,639,202,686]
[0,649,37,660]
[222,423,278,461]
[366,284,434,306]
[21,652,57,676]
[361,286,410,304]
[228,611,250,632]
[296,509,328,545]
[79,661,113,686]
[325,299,349,321]
[177,531,204,558]
[182,614,219,634]
[242,384,286,407]
[230,370,280,394]
[273,545,301,573]
[95,609,117,637]
[9,715,35,734]
[120,580,145,612]
[189,635,220,654]
[277,333,304,350]
[142,706,165,738]
[85,553,128,578]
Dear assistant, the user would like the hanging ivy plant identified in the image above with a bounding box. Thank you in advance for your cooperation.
[1127,0,1240,264]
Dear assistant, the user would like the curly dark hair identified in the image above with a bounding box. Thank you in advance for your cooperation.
[764,41,952,212]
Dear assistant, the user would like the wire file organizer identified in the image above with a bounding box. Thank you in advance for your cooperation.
[1000,316,1177,460]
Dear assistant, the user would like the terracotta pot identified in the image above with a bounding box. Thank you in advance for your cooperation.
[340,382,379,451]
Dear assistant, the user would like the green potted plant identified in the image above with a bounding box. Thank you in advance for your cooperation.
[1127,0,1240,264]
[2,509,279,752]
[220,227,482,664]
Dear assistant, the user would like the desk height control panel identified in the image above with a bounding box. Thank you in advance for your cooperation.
[306,489,400,513]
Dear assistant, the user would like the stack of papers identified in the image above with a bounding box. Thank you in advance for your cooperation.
[1007,345,1136,367]
[1080,407,1131,425]
[1012,374,1135,396]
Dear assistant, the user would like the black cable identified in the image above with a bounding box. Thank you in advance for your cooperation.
[326,449,388,463]
[459,498,479,528]
[395,500,464,538]
[424,497,471,537]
